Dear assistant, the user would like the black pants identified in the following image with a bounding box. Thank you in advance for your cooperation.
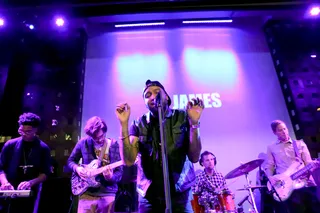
[0,197,36,213]
[139,196,193,213]
[138,189,194,213]
[274,187,320,213]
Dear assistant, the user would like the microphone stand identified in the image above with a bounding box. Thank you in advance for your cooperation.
[156,93,172,213]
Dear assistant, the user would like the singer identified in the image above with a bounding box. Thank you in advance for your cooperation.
[115,80,204,213]
[0,112,52,213]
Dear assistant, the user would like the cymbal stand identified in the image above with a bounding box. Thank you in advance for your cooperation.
[244,172,259,213]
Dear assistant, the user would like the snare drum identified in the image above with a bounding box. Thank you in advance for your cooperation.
[191,194,205,213]
[216,192,236,212]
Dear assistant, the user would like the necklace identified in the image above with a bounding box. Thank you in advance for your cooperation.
[20,148,33,174]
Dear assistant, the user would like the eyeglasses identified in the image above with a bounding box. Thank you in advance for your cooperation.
[18,129,35,136]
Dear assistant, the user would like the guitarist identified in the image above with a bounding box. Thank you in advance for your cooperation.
[264,120,320,213]
[68,116,123,213]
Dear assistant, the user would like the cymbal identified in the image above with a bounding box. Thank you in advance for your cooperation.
[237,185,267,191]
[225,159,264,179]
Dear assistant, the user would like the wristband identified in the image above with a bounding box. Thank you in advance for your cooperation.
[191,122,200,129]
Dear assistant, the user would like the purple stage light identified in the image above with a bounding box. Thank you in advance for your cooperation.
[115,22,165,28]
[182,19,233,24]
[55,18,64,27]
[311,54,317,58]
[0,18,4,26]
[29,24,34,30]
[310,7,320,16]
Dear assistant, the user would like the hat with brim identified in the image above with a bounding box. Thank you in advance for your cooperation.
[142,80,172,106]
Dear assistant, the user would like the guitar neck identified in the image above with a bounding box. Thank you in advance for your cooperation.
[91,160,124,176]
[290,162,314,180]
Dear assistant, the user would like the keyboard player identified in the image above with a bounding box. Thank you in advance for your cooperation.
[0,113,51,213]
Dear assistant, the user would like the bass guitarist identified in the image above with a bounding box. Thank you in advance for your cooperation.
[264,120,320,213]
[68,116,123,213]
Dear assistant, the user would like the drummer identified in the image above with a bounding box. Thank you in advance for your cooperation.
[192,151,233,211]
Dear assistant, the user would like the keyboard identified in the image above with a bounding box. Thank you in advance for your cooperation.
[0,190,31,198]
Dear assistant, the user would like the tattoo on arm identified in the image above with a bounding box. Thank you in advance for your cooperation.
[120,126,139,165]
[188,128,202,163]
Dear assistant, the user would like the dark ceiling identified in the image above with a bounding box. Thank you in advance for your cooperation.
[0,0,314,18]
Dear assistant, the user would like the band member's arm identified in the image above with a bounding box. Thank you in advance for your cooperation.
[29,145,52,186]
[67,141,82,172]
[264,146,275,177]
[120,121,139,166]
[186,98,204,163]
[0,142,12,185]
[188,123,202,163]
[192,176,202,194]
[300,140,313,165]
[222,178,232,194]
[108,141,123,182]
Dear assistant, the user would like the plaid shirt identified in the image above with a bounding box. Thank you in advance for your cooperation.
[192,170,231,209]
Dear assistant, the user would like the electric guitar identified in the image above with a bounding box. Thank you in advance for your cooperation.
[267,158,320,202]
[71,159,124,196]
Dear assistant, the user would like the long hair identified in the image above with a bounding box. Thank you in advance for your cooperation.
[84,116,107,137]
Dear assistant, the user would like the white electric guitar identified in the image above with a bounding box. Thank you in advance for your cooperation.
[267,158,320,202]
[71,159,125,196]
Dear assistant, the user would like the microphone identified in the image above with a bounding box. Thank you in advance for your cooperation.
[154,92,162,106]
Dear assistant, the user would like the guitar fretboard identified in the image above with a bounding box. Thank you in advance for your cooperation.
[290,162,313,180]
[92,160,124,176]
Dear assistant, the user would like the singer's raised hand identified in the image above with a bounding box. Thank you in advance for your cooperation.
[186,98,204,125]
[115,103,131,124]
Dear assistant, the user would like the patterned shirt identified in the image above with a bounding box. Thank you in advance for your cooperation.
[67,137,123,196]
[193,170,231,210]
[94,139,113,166]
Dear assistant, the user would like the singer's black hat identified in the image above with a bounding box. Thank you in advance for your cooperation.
[142,80,172,106]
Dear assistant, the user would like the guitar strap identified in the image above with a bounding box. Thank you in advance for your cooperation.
[292,139,301,162]
[98,139,111,166]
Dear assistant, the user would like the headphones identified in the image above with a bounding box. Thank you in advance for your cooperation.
[199,151,217,166]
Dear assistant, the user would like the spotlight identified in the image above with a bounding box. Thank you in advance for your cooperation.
[311,54,317,58]
[55,18,64,27]
[310,7,320,16]
[29,24,34,30]
[0,18,4,26]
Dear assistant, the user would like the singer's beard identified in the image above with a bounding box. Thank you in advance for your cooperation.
[149,104,168,117]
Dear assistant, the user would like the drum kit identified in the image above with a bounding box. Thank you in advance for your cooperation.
[191,159,266,213]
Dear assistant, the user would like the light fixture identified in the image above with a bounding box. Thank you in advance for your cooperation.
[182,19,233,24]
[115,22,165,28]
